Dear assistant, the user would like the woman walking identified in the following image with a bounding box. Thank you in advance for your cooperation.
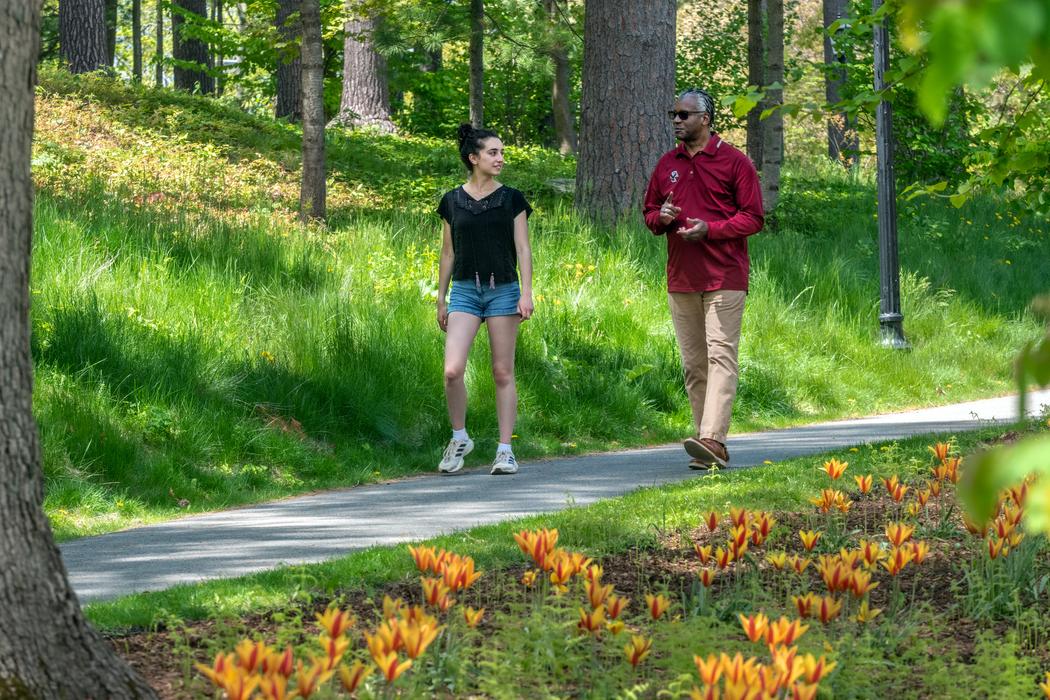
[435,124,534,475]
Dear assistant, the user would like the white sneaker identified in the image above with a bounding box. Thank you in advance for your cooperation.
[490,450,518,475]
[438,437,474,474]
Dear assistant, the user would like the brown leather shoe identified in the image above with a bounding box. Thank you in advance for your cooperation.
[684,437,729,469]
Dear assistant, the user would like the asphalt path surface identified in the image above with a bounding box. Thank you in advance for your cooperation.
[62,390,1050,603]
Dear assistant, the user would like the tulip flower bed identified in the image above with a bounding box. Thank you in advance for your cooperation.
[112,440,1050,699]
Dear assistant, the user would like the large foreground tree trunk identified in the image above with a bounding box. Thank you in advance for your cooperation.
[275,0,302,121]
[104,0,117,66]
[172,0,213,93]
[545,0,576,155]
[330,6,396,132]
[468,0,484,127]
[575,0,674,223]
[300,0,326,221]
[746,0,766,168]
[0,4,158,698]
[58,0,109,73]
[155,0,164,86]
[822,0,857,166]
[132,0,143,81]
[760,0,784,212]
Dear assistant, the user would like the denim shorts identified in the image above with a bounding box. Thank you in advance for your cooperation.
[448,280,521,319]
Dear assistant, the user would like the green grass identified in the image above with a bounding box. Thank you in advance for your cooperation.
[31,67,1050,540]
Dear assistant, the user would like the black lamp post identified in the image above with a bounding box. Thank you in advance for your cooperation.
[872,0,909,349]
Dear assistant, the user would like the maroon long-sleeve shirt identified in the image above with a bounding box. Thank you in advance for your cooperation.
[643,135,764,292]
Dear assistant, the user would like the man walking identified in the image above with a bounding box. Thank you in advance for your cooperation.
[642,88,764,469]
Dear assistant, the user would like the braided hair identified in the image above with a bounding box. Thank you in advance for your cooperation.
[457,123,501,171]
[678,88,717,129]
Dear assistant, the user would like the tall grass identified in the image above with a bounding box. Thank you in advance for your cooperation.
[31,68,1050,539]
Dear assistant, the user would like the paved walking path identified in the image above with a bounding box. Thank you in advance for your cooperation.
[63,390,1050,603]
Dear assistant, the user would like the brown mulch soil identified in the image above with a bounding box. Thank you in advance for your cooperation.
[107,483,1050,699]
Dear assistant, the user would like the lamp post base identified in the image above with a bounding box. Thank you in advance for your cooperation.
[879,313,910,350]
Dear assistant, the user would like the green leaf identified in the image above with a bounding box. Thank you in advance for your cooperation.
[960,435,1050,535]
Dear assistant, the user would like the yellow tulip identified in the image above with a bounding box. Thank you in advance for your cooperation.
[766,551,788,570]
[854,599,882,623]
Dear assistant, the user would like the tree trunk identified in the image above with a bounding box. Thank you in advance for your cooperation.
[154,0,163,86]
[468,0,483,127]
[760,0,783,212]
[58,0,109,73]
[132,0,142,81]
[575,0,675,223]
[331,5,396,133]
[822,0,857,166]
[0,4,158,697]
[105,0,117,67]
[300,0,326,221]
[545,0,576,155]
[275,0,302,121]
[746,0,765,167]
[420,47,442,72]
[172,0,213,93]
[213,0,223,94]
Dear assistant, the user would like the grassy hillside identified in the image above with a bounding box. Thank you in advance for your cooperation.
[31,67,1049,540]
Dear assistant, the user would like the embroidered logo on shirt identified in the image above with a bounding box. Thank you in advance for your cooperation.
[669,170,680,183]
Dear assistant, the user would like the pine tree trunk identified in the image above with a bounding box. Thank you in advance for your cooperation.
[468,0,484,127]
[746,0,765,168]
[104,0,117,67]
[300,0,326,221]
[275,0,302,121]
[545,0,576,155]
[59,0,109,73]
[213,0,223,94]
[0,4,158,696]
[132,0,142,81]
[172,0,213,93]
[331,7,396,133]
[822,0,857,166]
[154,0,163,86]
[575,0,675,223]
[760,0,784,212]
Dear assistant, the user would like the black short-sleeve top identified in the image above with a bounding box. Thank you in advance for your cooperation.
[437,185,532,285]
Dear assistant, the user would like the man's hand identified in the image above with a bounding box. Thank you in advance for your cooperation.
[676,217,708,242]
[658,192,681,226]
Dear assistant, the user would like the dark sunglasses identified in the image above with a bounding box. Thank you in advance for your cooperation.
[668,110,705,121]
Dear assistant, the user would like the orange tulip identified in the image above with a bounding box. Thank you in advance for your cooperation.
[944,456,962,483]
[881,546,915,575]
[623,635,653,667]
[910,540,930,564]
[462,606,485,628]
[837,549,863,570]
[705,510,720,532]
[693,653,723,686]
[916,488,931,507]
[820,458,848,480]
[262,646,294,678]
[818,560,850,594]
[885,522,914,547]
[962,513,988,536]
[799,530,821,551]
[195,652,235,690]
[584,564,603,583]
[816,595,842,624]
[233,639,270,674]
[338,660,373,694]
[646,593,671,621]
[929,479,943,497]
[738,612,770,643]
[928,442,950,462]
[219,667,261,700]
[854,473,873,494]
[408,544,435,573]
[730,539,749,560]
[699,567,718,587]
[397,619,440,660]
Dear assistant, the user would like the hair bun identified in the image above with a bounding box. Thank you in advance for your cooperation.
[457,123,475,147]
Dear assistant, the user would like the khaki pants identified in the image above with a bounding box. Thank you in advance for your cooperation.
[668,290,746,444]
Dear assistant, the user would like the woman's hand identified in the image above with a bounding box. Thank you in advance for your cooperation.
[517,294,534,321]
[437,301,449,332]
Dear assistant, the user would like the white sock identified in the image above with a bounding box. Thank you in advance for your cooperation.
[453,428,469,441]
[497,442,513,454]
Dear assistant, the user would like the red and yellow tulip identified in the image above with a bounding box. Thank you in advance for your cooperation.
[586,578,613,609]
[790,555,812,575]
[738,612,770,643]
[799,530,821,551]
[705,510,721,532]
[338,660,373,694]
[820,458,848,480]
[646,593,671,621]
[293,660,335,698]
[578,606,606,635]
[885,522,914,547]
[693,653,723,686]
[315,606,355,642]
[792,593,817,618]
[910,540,930,564]
[881,546,915,575]
[716,546,735,570]
[623,635,653,667]
[854,473,873,494]
[766,551,788,570]
[801,653,837,683]
[854,599,882,623]
[929,442,950,462]
[765,616,808,647]
[318,634,350,671]
[730,506,751,529]
[816,595,842,624]
[606,593,629,619]
[371,651,411,684]
[699,567,718,587]
[521,569,538,587]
